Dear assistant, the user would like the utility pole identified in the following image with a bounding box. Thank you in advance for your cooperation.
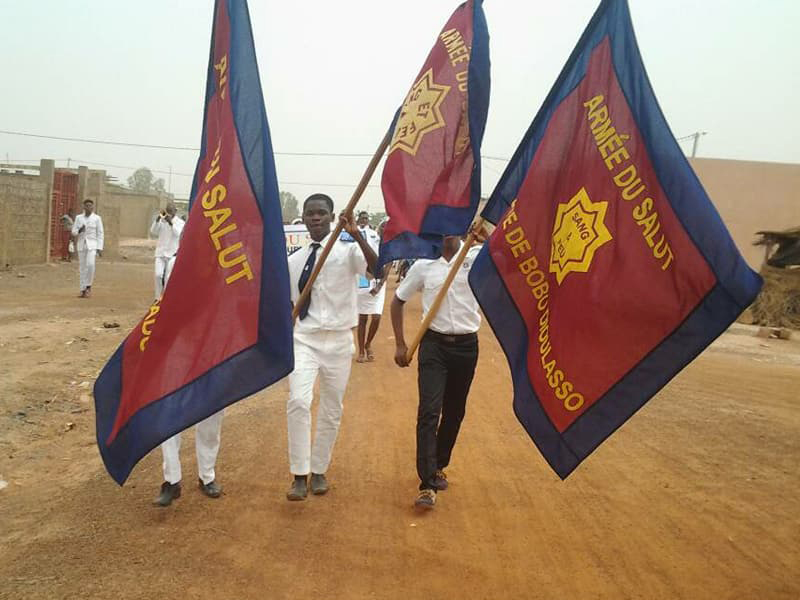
[690,131,707,158]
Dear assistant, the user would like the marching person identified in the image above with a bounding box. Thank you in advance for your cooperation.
[71,198,104,298]
[150,202,185,300]
[154,411,225,506]
[154,213,224,508]
[355,211,385,362]
[390,229,485,510]
[285,193,377,501]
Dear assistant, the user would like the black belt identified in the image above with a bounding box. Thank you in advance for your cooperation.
[424,329,478,344]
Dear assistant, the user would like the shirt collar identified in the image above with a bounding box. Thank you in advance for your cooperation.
[310,232,330,248]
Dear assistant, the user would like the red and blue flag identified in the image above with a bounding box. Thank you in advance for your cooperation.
[378,0,490,270]
[468,0,762,479]
[94,0,293,485]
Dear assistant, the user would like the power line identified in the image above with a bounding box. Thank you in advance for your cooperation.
[0,128,512,161]
[0,129,198,151]
[5,158,382,191]
[0,128,370,157]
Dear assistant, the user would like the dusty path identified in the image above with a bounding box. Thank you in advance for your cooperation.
[1,247,799,599]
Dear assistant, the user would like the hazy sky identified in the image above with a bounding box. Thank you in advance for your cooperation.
[2,0,798,213]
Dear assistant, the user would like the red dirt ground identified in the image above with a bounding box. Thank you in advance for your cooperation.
[1,246,798,599]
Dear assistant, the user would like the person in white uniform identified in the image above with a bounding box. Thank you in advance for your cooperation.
[391,231,485,510]
[355,211,387,362]
[71,199,104,298]
[150,202,185,300]
[286,194,377,500]
[154,214,224,507]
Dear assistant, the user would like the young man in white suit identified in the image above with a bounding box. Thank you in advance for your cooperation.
[71,198,104,298]
[150,202,185,300]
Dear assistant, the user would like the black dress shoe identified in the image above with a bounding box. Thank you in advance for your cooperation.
[198,478,222,498]
[286,475,308,501]
[432,469,448,491]
[310,473,329,495]
[154,481,181,506]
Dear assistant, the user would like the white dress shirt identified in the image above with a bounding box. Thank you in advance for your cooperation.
[151,215,185,258]
[396,243,482,335]
[288,231,367,332]
[358,226,380,252]
[71,213,104,251]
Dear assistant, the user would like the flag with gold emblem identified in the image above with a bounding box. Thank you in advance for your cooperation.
[377,0,490,269]
[468,0,761,478]
[93,0,293,485]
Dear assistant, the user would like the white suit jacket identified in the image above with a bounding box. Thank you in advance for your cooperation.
[150,215,185,258]
[72,213,104,251]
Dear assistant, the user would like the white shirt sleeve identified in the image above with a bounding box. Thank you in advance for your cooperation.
[71,215,82,237]
[395,261,425,302]
[96,215,104,251]
[150,218,161,237]
[172,217,184,238]
[347,240,368,276]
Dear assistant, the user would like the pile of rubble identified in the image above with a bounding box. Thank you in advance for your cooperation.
[750,227,800,330]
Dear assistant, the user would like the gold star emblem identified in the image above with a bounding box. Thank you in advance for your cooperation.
[389,68,451,156]
[549,187,613,285]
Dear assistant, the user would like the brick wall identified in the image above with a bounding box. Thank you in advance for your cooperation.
[0,174,49,267]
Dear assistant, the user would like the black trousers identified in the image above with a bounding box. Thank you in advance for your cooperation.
[416,330,478,490]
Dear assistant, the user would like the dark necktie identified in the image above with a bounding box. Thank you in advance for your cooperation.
[297,242,321,320]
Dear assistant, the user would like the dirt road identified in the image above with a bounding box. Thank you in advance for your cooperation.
[1,244,798,599]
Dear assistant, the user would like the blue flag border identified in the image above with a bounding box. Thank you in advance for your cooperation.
[94,0,293,485]
[470,0,762,478]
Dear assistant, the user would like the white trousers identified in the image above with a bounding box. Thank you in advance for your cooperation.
[160,410,224,485]
[78,249,97,291]
[154,256,171,299]
[287,329,354,475]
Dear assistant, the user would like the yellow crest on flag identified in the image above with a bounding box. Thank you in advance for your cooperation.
[389,68,451,156]
[550,187,613,284]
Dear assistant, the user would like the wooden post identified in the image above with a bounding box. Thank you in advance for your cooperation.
[404,218,485,363]
[291,130,391,321]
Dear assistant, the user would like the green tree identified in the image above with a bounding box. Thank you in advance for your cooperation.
[280,190,299,223]
[127,167,166,194]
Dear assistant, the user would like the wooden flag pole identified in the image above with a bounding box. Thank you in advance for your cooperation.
[404,217,486,363]
[292,130,392,321]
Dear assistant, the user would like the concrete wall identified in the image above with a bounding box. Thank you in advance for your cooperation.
[0,174,49,266]
[99,204,121,258]
[689,158,800,269]
[102,188,161,238]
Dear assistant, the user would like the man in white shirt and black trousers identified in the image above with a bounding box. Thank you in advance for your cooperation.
[286,193,377,501]
[71,198,104,298]
[150,202,185,300]
[391,231,484,510]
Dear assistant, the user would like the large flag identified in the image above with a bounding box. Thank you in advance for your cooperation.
[468,0,762,479]
[377,0,490,269]
[94,0,293,485]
